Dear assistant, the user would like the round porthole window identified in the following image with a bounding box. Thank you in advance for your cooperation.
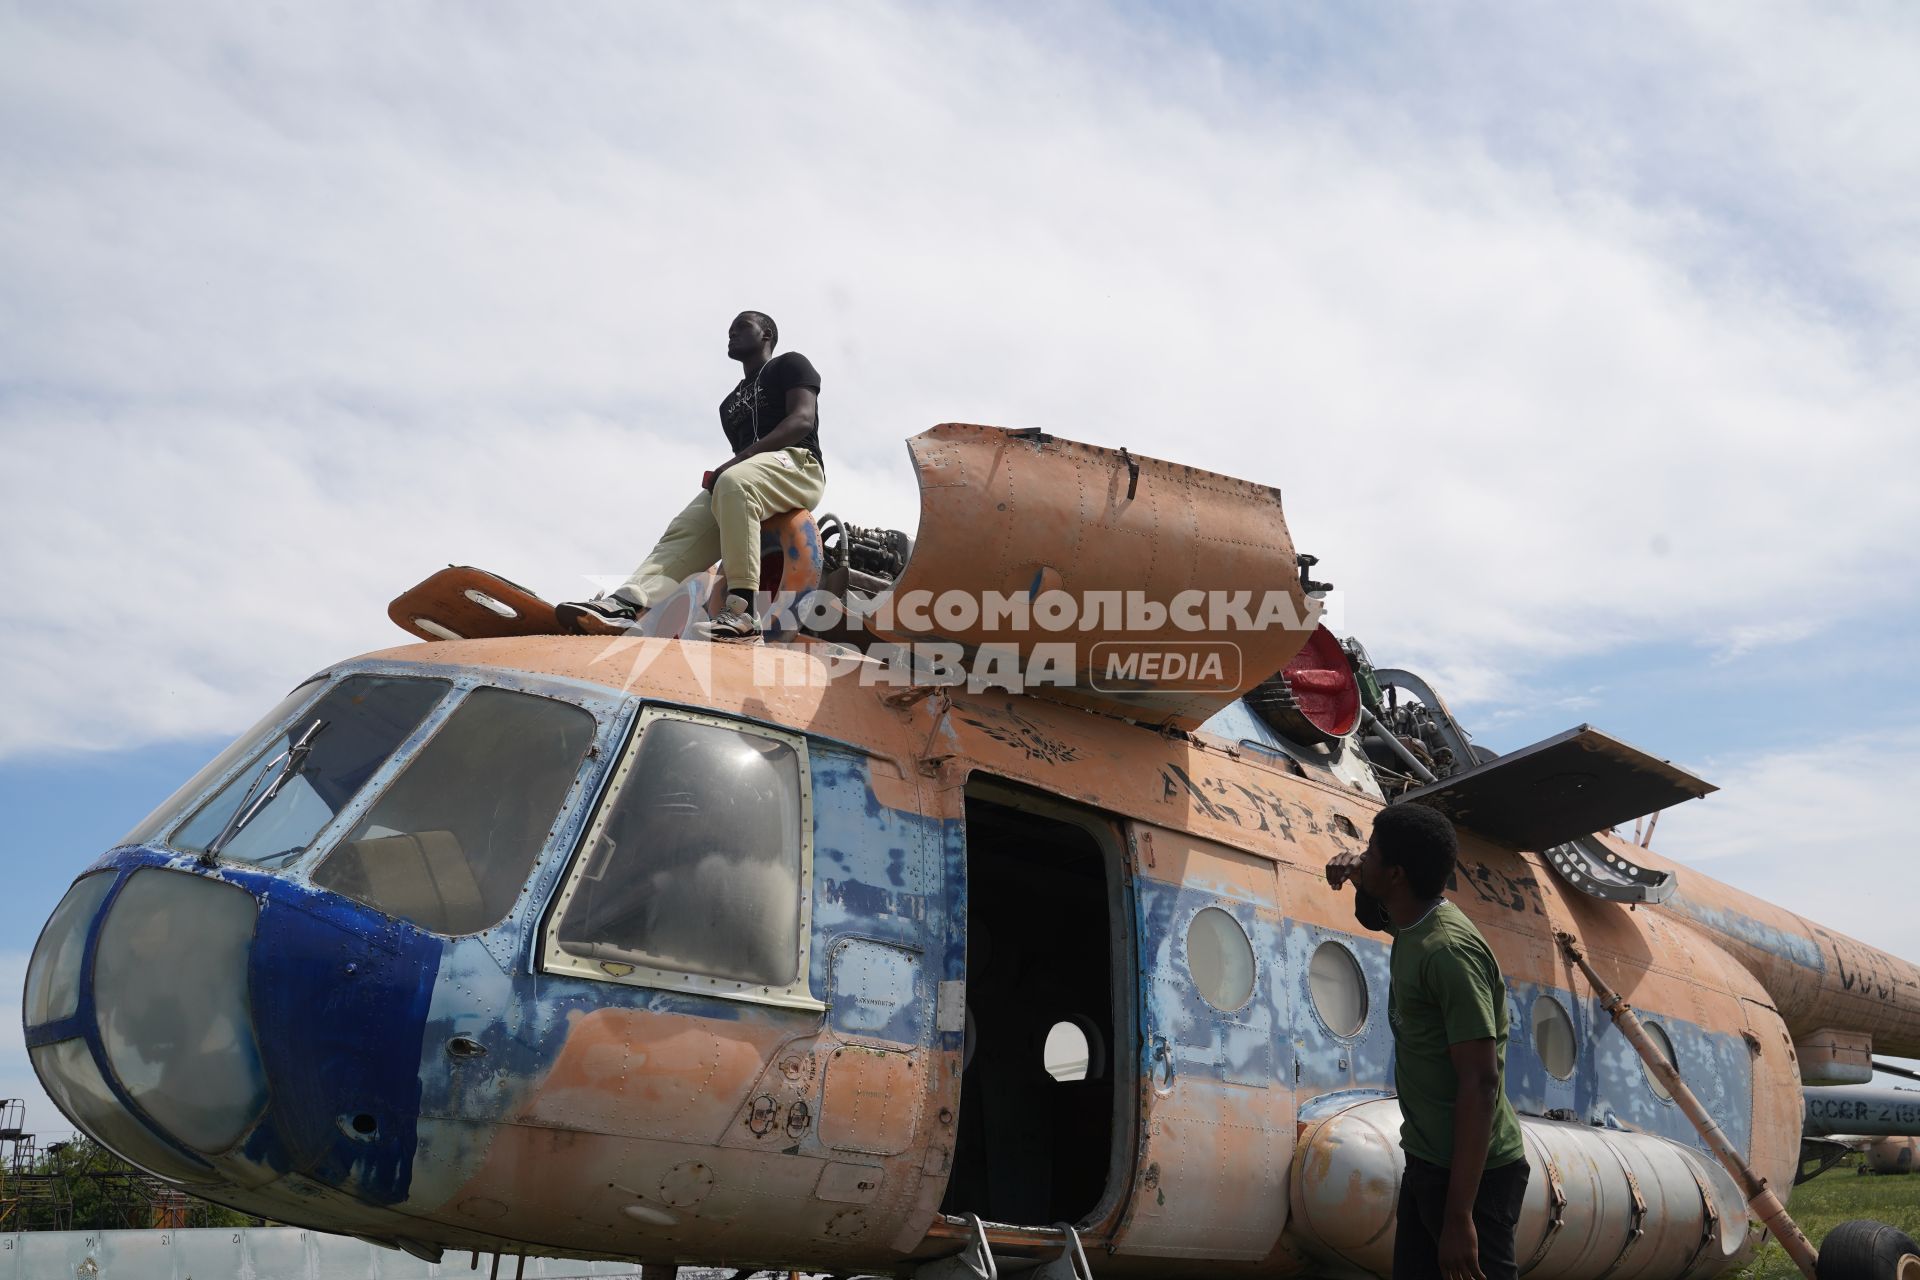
[1187,907,1255,1012]
[1532,993,1577,1080]
[1642,1021,1677,1101]
[1308,940,1368,1036]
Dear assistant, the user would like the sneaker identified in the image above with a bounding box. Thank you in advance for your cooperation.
[699,595,762,644]
[556,596,642,635]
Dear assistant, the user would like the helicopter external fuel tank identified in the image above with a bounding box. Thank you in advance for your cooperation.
[1290,1097,1751,1280]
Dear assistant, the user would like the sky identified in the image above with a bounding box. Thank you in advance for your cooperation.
[3,1,1918,1142]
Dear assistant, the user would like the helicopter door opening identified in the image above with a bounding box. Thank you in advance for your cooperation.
[942,782,1133,1229]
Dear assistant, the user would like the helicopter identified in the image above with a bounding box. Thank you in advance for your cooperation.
[1800,1083,1920,1178]
[23,424,1920,1279]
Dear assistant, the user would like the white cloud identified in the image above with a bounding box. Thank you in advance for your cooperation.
[1656,729,1920,959]
[1712,618,1825,665]
[2,1,1917,760]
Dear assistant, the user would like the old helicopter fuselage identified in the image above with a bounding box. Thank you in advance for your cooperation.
[23,427,1920,1277]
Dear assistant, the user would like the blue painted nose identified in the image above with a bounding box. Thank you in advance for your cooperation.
[25,866,267,1185]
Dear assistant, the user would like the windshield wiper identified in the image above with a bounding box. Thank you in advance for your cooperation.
[251,845,313,869]
[202,718,330,862]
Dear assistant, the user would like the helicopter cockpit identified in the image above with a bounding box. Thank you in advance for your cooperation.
[123,671,600,932]
[21,655,838,1246]
[22,668,593,1190]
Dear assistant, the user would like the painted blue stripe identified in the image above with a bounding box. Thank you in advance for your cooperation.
[22,1018,84,1050]
[245,889,443,1203]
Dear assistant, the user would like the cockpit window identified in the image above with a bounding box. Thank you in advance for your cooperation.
[124,680,325,849]
[546,713,816,1006]
[313,687,596,935]
[170,675,449,865]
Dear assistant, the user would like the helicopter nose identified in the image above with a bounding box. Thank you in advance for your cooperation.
[26,868,268,1184]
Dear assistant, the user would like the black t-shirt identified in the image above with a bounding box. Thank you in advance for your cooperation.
[719,352,823,463]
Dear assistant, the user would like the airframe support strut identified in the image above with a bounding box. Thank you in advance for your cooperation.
[1554,930,1820,1280]
[912,1216,1094,1280]
[914,1215,998,1280]
[1030,1223,1094,1280]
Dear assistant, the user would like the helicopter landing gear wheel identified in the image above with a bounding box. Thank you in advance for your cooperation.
[1817,1220,1920,1280]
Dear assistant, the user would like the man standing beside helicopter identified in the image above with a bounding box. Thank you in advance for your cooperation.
[1328,804,1529,1280]
[557,309,826,642]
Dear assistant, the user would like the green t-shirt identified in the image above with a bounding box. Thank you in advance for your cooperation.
[1387,900,1527,1170]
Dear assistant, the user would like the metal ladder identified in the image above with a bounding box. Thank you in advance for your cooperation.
[911,1216,1093,1280]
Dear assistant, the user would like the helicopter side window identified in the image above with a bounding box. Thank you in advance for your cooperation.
[1532,992,1578,1080]
[312,687,597,935]
[543,712,820,1010]
[168,675,451,866]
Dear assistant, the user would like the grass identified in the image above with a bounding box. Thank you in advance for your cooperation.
[1737,1158,1920,1280]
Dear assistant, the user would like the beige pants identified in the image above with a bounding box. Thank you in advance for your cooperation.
[616,447,827,608]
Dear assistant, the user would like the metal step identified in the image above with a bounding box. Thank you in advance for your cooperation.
[913,1217,1092,1280]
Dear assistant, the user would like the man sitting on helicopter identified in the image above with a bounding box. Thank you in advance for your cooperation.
[1328,805,1529,1280]
[556,309,826,643]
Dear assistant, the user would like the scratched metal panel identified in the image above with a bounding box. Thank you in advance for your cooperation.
[1800,924,1920,1046]
[809,747,936,989]
[1117,1078,1293,1260]
[1114,825,1292,1260]
[514,1007,792,1143]
[1666,883,1920,1060]
[1156,756,1370,852]
[829,937,926,1046]
[1400,725,1714,851]
[1135,878,1277,1087]
[868,424,1315,729]
[1667,891,1825,971]
[1284,920,1395,1094]
[1500,979,1754,1159]
[820,1044,923,1155]
[408,1117,845,1262]
[803,745,948,1253]
[805,746,954,1256]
